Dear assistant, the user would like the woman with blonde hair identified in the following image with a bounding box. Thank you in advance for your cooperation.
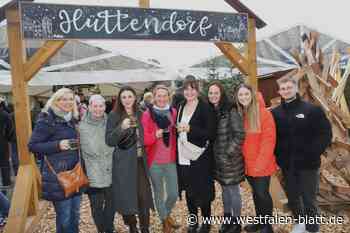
[28,88,82,233]
[141,85,179,233]
[235,84,277,233]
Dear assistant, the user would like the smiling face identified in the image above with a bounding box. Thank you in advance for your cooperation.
[120,90,136,111]
[208,84,221,106]
[278,80,298,100]
[89,100,106,119]
[154,88,170,108]
[56,93,74,113]
[183,85,199,102]
[237,86,252,107]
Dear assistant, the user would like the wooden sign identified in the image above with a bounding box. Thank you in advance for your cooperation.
[19,2,248,43]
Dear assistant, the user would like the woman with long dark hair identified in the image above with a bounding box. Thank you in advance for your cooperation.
[177,76,216,233]
[235,84,277,233]
[207,81,245,233]
[105,86,153,233]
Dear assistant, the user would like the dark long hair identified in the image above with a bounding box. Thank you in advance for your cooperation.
[113,86,138,117]
[208,80,233,111]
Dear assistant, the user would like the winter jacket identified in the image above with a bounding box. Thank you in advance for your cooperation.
[79,112,113,188]
[271,94,332,170]
[213,103,245,185]
[28,108,80,201]
[105,110,153,214]
[0,109,14,168]
[242,94,277,177]
[141,108,177,167]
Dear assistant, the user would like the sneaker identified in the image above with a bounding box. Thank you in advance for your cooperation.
[290,223,305,233]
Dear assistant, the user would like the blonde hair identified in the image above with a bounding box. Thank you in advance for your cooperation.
[152,84,170,96]
[43,88,79,119]
[143,92,154,103]
[235,84,260,132]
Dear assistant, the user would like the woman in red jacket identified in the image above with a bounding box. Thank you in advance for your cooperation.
[235,84,277,233]
[141,85,179,233]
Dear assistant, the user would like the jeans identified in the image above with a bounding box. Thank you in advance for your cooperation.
[87,187,115,233]
[246,176,273,225]
[282,169,320,233]
[52,194,81,233]
[0,192,9,217]
[221,184,242,217]
[149,163,178,220]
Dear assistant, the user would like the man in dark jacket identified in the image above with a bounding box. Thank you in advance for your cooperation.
[271,77,332,233]
[0,100,15,192]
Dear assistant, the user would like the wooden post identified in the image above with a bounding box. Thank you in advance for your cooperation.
[247,18,257,89]
[139,0,150,8]
[215,42,249,75]
[6,6,31,165]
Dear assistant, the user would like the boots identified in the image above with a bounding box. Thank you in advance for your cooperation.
[260,224,274,233]
[219,213,232,233]
[165,215,181,229]
[163,219,173,233]
[187,223,199,233]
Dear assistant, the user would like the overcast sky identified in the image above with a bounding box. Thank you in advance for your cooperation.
[1,0,349,68]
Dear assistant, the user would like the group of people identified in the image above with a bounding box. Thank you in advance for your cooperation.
[27,75,332,233]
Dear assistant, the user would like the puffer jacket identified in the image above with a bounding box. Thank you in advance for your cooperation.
[242,93,277,177]
[79,112,113,188]
[28,108,79,201]
[213,103,245,186]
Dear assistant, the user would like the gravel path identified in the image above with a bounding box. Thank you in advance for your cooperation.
[23,183,350,232]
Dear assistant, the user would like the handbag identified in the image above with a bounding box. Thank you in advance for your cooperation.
[117,126,137,150]
[177,104,208,161]
[45,131,89,198]
[45,156,89,198]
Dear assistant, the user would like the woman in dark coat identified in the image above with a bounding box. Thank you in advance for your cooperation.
[208,81,245,233]
[105,86,153,233]
[177,76,216,233]
[28,88,81,233]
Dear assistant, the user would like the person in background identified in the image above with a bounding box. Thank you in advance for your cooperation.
[0,98,14,194]
[140,92,154,112]
[207,81,245,233]
[235,84,277,233]
[141,85,179,233]
[106,86,153,233]
[79,95,115,233]
[177,76,216,233]
[28,88,82,233]
[271,77,332,233]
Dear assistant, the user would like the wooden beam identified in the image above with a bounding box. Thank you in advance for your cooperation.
[24,40,66,82]
[6,6,32,165]
[3,165,34,233]
[247,18,257,89]
[139,0,150,8]
[215,42,249,75]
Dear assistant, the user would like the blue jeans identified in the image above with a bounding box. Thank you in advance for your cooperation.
[0,192,9,217]
[52,195,81,233]
[221,184,242,217]
[149,163,178,220]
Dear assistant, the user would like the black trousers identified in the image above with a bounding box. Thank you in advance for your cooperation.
[186,192,211,224]
[87,187,115,233]
[246,176,273,222]
[282,168,320,233]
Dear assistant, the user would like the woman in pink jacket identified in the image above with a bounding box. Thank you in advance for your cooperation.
[141,85,179,233]
[235,84,277,233]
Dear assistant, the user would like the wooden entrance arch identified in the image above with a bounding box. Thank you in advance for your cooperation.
[2,0,265,232]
